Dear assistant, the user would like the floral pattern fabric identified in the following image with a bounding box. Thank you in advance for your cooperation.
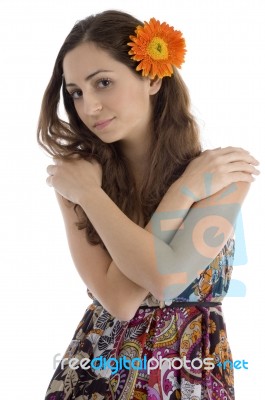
[45,237,235,399]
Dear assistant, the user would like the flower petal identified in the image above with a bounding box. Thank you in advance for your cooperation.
[128,17,186,78]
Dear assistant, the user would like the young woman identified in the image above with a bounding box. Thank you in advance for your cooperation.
[38,9,260,400]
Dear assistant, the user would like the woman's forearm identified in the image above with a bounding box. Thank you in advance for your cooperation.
[144,177,194,240]
[78,177,196,300]
[79,176,247,300]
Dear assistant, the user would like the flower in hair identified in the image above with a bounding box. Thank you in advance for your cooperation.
[128,18,186,79]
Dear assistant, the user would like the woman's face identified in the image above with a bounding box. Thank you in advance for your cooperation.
[62,42,161,146]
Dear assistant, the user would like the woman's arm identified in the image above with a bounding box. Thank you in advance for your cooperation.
[48,147,259,320]
[79,179,251,302]
[54,175,194,321]
[55,193,150,321]
[77,148,259,303]
[55,177,249,321]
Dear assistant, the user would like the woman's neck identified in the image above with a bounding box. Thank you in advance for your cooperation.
[117,130,152,181]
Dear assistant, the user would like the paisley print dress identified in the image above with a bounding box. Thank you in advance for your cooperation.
[45,237,235,400]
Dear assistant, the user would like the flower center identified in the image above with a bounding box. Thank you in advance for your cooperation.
[147,37,168,60]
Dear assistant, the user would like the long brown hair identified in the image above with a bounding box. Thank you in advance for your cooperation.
[37,10,202,255]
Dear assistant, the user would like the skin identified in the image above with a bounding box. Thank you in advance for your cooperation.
[46,42,260,320]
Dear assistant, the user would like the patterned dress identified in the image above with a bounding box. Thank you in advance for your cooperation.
[45,237,235,400]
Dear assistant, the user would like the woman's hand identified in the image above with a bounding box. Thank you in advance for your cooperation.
[46,156,102,204]
[180,146,260,201]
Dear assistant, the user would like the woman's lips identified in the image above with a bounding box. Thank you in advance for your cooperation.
[93,117,115,130]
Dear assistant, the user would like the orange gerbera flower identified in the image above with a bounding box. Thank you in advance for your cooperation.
[128,18,186,79]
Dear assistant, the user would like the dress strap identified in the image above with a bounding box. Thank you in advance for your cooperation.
[92,299,222,310]
[156,300,222,309]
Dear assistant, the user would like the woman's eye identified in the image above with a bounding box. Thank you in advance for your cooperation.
[97,79,112,88]
[69,90,82,100]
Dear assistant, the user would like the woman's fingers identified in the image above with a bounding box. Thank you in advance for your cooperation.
[211,146,258,159]
[46,159,62,188]
[46,164,58,187]
[215,146,249,155]
[228,171,256,184]
[213,148,260,180]
[224,152,259,165]
[187,146,260,200]
[209,147,259,168]
[46,174,53,187]
[223,161,260,175]
[46,164,57,175]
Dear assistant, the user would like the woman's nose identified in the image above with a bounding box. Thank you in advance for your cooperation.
[83,93,102,115]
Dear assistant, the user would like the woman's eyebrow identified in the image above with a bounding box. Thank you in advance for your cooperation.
[65,69,113,87]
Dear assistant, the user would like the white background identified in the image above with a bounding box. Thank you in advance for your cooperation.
[0,0,264,398]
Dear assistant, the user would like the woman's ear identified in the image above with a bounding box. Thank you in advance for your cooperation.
[149,76,162,95]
